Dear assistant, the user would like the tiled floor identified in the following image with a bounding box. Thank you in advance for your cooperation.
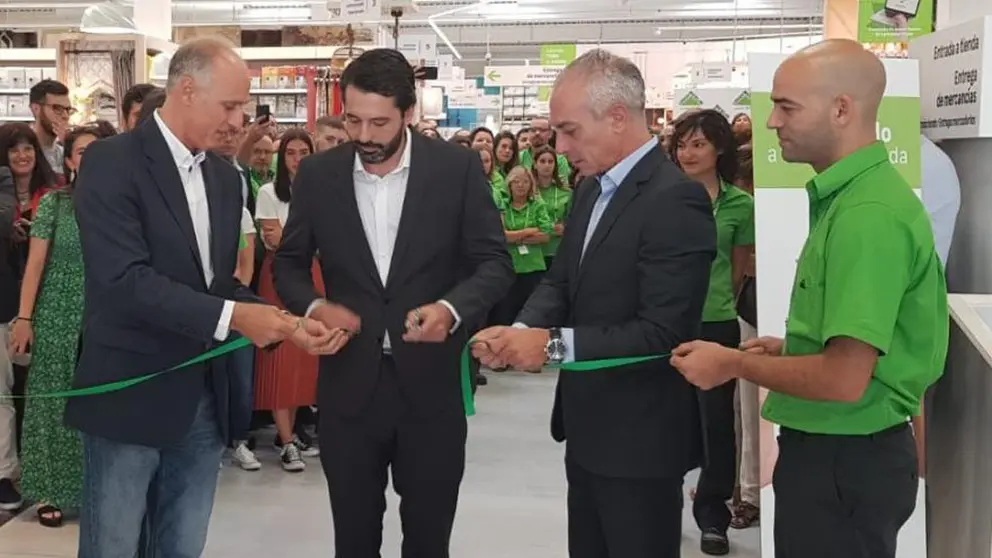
[0,370,760,557]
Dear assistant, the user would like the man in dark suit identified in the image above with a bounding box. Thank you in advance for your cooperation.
[273,48,513,557]
[0,167,21,512]
[473,49,716,558]
[69,38,338,558]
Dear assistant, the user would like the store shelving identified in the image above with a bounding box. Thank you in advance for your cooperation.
[0,48,58,123]
[500,86,543,127]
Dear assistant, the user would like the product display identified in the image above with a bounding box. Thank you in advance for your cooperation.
[0,66,56,122]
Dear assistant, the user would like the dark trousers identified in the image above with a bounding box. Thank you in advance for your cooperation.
[491,271,544,326]
[320,356,467,558]
[693,319,740,533]
[774,423,918,558]
[227,334,255,443]
[566,456,683,558]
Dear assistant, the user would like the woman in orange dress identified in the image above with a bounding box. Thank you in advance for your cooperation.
[253,128,323,472]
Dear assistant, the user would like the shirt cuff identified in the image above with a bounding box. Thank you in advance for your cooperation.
[305,298,326,318]
[214,300,235,342]
[512,322,528,329]
[561,327,575,364]
[438,299,462,333]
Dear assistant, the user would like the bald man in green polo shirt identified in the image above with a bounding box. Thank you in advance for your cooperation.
[670,39,947,558]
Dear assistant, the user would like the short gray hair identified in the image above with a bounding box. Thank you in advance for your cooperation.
[556,49,646,116]
[166,37,237,91]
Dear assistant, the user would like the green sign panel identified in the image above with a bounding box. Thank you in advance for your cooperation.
[540,44,577,66]
[857,0,934,43]
[733,90,752,106]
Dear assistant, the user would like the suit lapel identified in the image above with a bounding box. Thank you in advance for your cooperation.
[567,178,598,298]
[385,133,425,289]
[139,119,205,280]
[577,148,662,279]
[335,146,385,292]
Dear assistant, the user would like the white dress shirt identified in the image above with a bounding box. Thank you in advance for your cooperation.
[153,111,235,341]
[307,129,460,349]
[920,135,960,266]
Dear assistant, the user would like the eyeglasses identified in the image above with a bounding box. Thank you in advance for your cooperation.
[44,103,77,117]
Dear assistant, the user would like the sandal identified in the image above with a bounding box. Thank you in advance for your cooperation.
[37,504,63,528]
[730,502,759,530]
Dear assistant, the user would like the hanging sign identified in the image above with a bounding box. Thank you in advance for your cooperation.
[483,65,564,87]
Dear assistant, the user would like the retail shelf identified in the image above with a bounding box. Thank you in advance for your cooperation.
[238,46,373,62]
[0,89,30,94]
[250,88,307,95]
[272,117,308,123]
[0,116,34,121]
[0,49,56,62]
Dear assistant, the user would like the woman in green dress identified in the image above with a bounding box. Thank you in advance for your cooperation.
[9,126,100,527]
[529,144,572,270]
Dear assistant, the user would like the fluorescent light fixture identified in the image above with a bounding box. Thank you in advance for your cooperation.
[80,1,136,34]
[427,0,492,60]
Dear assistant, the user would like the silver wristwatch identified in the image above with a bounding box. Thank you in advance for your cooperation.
[546,328,566,365]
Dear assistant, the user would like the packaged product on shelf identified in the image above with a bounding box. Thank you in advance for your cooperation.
[278,67,294,90]
[24,68,42,89]
[249,68,262,90]
[8,96,27,117]
[257,95,278,115]
[295,97,307,119]
[0,99,9,117]
[0,69,10,90]
[275,95,296,118]
[294,66,307,90]
[261,67,279,89]
[8,69,25,92]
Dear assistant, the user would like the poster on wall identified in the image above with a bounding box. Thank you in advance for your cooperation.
[858,0,935,43]
[749,51,924,557]
[672,87,751,118]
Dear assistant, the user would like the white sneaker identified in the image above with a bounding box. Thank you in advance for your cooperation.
[232,442,261,471]
[292,435,320,458]
[280,443,306,472]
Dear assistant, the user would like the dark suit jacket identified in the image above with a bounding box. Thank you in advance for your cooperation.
[65,117,259,448]
[0,167,17,322]
[517,145,715,479]
[274,133,513,418]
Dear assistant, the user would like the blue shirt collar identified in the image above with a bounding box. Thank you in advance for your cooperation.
[598,137,659,195]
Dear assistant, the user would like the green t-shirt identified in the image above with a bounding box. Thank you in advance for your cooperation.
[490,172,509,210]
[537,184,572,257]
[238,232,247,250]
[519,148,572,185]
[503,198,553,274]
[702,182,755,322]
[761,142,948,435]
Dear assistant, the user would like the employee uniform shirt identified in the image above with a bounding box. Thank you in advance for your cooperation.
[762,142,949,435]
[519,148,572,185]
[702,181,754,323]
[538,184,572,258]
[502,198,553,274]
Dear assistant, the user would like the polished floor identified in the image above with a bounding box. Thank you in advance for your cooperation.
[0,370,760,557]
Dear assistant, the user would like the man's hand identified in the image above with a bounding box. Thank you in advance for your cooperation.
[402,303,454,343]
[670,340,742,390]
[310,302,362,334]
[290,317,353,356]
[740,336,784,356]
[471,326,549,372]
[12,218,29,242]
[231,303,297,347]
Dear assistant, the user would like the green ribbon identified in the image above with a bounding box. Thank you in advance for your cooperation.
[6,337,670,420]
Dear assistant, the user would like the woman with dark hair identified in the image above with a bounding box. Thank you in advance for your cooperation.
[515,127,532,152]
[3,123,57,288]
[492,130,518,178]
[469,126,494,151]
[731,112,752,146]
[8,125,100,527]
[529,144,571,270]
[253,128,323,472]
[90,119,118,138]
[473,143,508,209]
[669,108,755,555]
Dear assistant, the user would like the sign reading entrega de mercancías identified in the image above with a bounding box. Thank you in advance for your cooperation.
[910,15,992,140]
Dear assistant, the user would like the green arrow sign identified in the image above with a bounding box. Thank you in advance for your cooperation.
[486,70,501,82]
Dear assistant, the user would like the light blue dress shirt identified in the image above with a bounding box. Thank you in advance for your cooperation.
[920,135,960,267]
[520,138,660,363]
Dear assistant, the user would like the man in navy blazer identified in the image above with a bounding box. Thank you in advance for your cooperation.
[67,38,339,558]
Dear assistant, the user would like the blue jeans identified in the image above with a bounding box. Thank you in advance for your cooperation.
[77,394,224,558]
[228,334,255,443]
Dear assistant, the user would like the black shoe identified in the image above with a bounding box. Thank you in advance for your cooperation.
[700,527,730,556]
[476,373,488,386]
[0,478,23,511]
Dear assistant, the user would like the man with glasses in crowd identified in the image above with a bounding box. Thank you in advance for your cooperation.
[29,79,72,176]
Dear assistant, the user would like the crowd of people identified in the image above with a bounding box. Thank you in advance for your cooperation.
[0,36,952,558]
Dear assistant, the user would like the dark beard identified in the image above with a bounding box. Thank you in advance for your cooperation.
[355,128,405,164]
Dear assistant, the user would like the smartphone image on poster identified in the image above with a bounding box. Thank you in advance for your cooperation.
[885,0,920,18]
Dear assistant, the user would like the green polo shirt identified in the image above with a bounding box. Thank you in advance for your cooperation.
[519,148,572,185]
[490,172,509,210]
[503,198,553,274]
[761,142,948,435]
[538,184,572,257]
[702,182,754,322]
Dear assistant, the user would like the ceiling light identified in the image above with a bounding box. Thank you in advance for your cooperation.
[80,1,136,34]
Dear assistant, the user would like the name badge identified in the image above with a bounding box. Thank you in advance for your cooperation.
[518,245,529,255]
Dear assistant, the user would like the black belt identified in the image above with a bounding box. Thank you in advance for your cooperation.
[780,421,909,440]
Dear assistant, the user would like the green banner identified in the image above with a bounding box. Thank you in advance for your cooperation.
[539,44,577,66]
[858,0,934,43]
[751,92,921,188]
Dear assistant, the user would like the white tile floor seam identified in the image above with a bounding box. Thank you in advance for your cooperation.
[0,370,760,558]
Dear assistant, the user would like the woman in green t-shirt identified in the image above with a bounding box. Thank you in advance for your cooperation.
[493,131,519,180]
[492,165,553,325]
[668,109,756,554]
[473,144,508,210]
[530,144,572,270]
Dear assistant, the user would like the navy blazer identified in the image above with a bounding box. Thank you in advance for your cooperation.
[65,116,259,448]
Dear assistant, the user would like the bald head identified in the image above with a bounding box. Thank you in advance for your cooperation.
[768,39,886,172]
[166,37,245,92]
[783,39,886,123]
